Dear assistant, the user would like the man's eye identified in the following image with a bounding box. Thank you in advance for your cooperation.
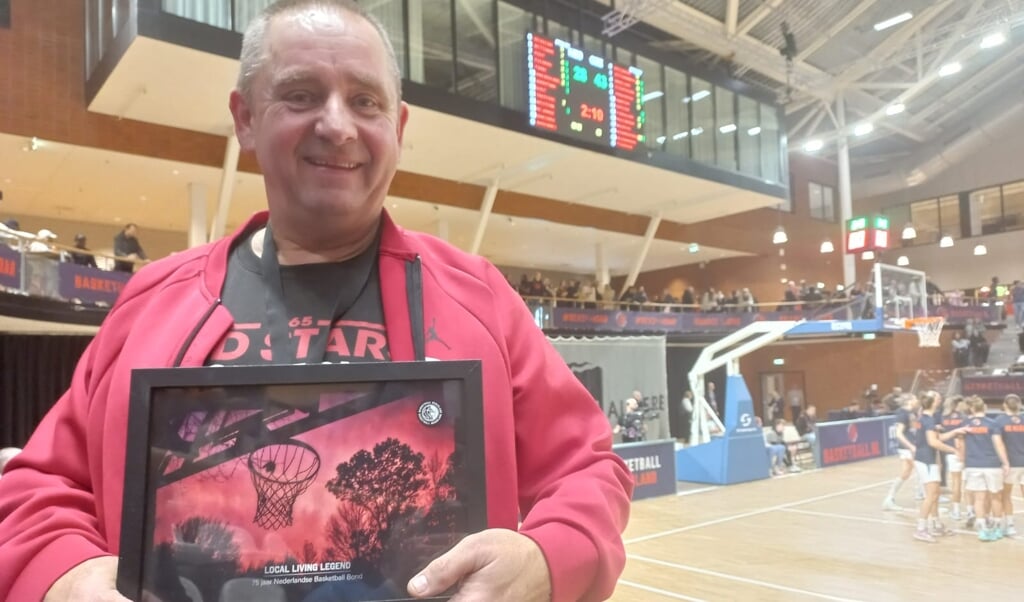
[354,96,380,109]
[285,91,315,104]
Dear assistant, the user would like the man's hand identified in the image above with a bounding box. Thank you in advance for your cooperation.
[44,556,130,602]
[407,529,551,602]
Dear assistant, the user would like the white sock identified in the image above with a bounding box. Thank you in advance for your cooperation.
[917,518,927,530]
[1007,517,1015,527]
[953,503,960,513]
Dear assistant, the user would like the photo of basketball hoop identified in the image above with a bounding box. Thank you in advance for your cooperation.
[117,362,486,602]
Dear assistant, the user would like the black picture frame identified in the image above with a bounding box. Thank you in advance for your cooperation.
[118,361,486,602]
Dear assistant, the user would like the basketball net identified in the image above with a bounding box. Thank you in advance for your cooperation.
[907,317,945,348]
[248,440,321,530]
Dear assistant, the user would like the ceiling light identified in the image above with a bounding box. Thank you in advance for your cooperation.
[901,223,917,240]
[747,126,762,136]
[690,127,704,136]
[896,255,909,266]
[862,251,875,261]
[656,135,667,144]
[672,131,689,140]
[642,91,664,103]
[939,235,954,248]
[874,12,913,31]
[718,124,737,134]
[172,169,180,175]
[688,243,700,254]
[853,123,874,137]
[820,239,834,253]
[980,32,1006,49]
[803,139,824,152]
[974,244,988,256]
[690,90,711,102]
[772,226,788,245]
[885,103,905,116]
[938,62,962,77]
[139,195,147,201]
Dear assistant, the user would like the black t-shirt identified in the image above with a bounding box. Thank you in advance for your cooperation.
[207,229,390,366]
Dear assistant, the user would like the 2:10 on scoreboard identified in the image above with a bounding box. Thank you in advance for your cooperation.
[527,33,644,151]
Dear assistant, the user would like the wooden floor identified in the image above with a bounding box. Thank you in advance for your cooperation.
[610,458,1023,601]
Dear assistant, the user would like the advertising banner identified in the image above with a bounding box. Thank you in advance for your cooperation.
[818,416,896,467]
[961,376,1024,398]
[613,439,676,500]
[58,263,130,304]
[0,245,20,289]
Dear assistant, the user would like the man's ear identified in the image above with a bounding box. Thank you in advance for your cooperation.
[396,100,410,146]
[229,90,257,151]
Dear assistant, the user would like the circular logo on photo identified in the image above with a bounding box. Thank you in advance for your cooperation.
[740,413,753,428]
[418,401,443,426]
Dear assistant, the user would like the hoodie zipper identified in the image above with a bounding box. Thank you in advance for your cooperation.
[406,256,425,361]
[172,297,222,367]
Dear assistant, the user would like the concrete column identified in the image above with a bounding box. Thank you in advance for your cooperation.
[188,182,207,249]
[595,241,609,287]
[469,178,500,255]
[210,135,241,241]
[620,214,661,298]
[836,94,855,286]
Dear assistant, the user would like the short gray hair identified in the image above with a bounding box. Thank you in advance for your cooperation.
[236,0,402,102]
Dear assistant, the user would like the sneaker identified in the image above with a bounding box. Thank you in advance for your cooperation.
[882,498,901,511]
[789,465,802,473]
[1007,525,1018,537]
[914,530,937,543]
[929,524,954,537]
[979,528,1000,542]
[938,495,950,504]
[992,527,1005,540]
[966,516,976,529]
[950,509,962,521]
[915,492,925,501]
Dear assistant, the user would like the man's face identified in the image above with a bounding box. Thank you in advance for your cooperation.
[230,9,408,234]
[125,225,137,239]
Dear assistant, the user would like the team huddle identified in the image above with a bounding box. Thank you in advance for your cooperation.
[882,391,1024,542]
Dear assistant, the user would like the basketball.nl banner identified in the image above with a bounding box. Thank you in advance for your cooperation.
[817,416,897,467]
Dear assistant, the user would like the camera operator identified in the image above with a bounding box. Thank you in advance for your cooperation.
[614,391,648,443]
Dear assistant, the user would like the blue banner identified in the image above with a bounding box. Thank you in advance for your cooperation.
[613,439,676,500]
[817,416,896,467]
[58,262,131,304]
[0,245,20,289]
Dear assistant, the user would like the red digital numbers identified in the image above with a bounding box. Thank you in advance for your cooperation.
[580,103,605,123]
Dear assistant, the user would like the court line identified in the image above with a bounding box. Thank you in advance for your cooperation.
[617,579,707,601]
[625,479,891,545]
[782,507,1024,536]
[676,486,719,497]
[628,554,866,602]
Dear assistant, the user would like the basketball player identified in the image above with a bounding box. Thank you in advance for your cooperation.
[962,395,1010,541]
[941,395,968,520]
[996,394,1024,537]
[912,391,962,542]
[883,394,922,510]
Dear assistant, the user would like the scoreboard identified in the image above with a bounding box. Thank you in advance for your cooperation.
[527,33,645,150]
[846,216,890,254]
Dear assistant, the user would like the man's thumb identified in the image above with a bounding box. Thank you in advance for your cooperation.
[407,537,478,597]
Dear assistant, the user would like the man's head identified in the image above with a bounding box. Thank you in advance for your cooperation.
[229,0,408,246]
[632,390,642,402]
[805,405,816,418]
[1005,394,1021,414]
[124,223,138,238]
[625,398,639,412]
[74,233,87,248]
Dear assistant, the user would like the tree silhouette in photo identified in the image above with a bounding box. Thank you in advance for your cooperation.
[325,437,428,568]
[165,516,241,602]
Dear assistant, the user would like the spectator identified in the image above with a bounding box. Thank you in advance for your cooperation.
[1012,280,1024,331]
[68,234,98,268]
[951,331,970,368]
[797,405,818,457]
[112,223,147,272]
[27,229,58,254]
[969,329,989,367]
[760,418,789,476]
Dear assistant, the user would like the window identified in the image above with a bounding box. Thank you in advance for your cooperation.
[0,0,9,28]
[938,195,960,239]
[636,55,664,152]
[454,0,497,102]
[910,199,939,244]
[808,182,836,221]
[689,76,714,164]
[663,66,688,157]
[969,187,1002,235]
[737,96,760,177]
[760,103,781,183]
[714,87,737,171]
[497,1,532,111]
[408,0,454,91]
[1001,181,1024,231]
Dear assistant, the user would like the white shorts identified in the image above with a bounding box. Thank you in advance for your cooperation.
[1007,467,1024,487]
[946,454,963,473]
[914,461,941,484]
[898,449,913,461]
[964,468,1004,493]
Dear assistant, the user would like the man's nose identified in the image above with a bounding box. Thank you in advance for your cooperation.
[315,96,358,143]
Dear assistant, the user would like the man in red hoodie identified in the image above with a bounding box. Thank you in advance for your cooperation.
[0,2,632,601]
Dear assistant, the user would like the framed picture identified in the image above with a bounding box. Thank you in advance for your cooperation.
[117,361,486,602]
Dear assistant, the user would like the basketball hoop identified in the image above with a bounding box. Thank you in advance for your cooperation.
[248,440,320,530]
[905,316,945,348]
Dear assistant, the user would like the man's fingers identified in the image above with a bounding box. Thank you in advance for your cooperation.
[407,536,481,598]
